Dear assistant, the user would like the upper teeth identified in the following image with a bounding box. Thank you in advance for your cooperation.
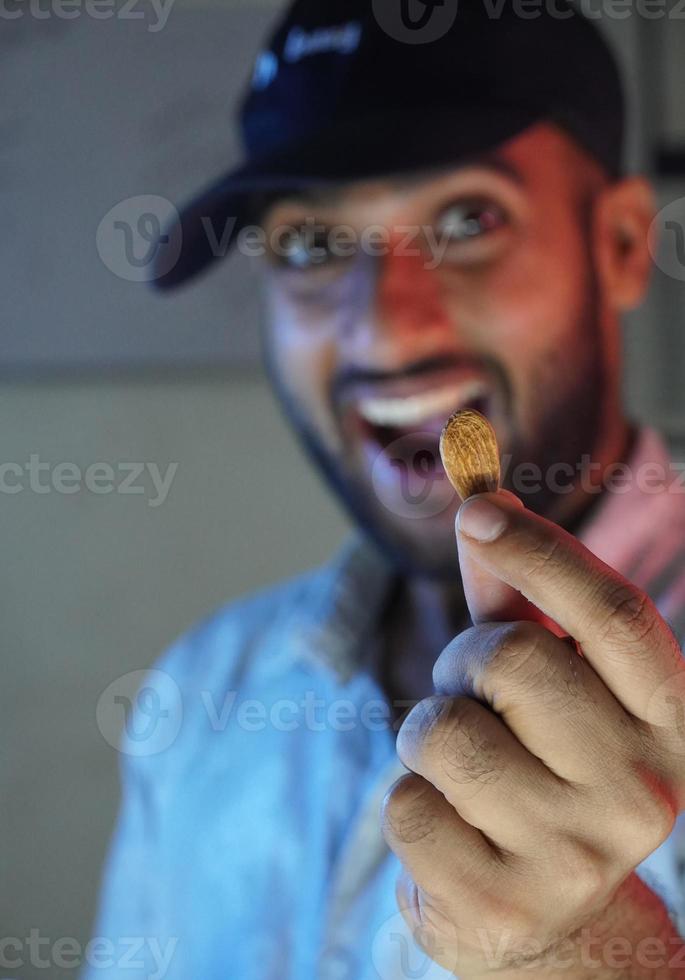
[358,381,488,427]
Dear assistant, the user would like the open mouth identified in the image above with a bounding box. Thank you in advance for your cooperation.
[356,379,490,453]
[349,375,491,467]
[335,361,502,516]
[338,369,495,516]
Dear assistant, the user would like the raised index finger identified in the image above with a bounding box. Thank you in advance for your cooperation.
[455,492,684,719]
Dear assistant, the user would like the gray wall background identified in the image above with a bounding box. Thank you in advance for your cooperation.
[1,2,685,978]
[1,375,349,979]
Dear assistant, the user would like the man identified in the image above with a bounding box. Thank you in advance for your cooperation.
[87,1,685,978]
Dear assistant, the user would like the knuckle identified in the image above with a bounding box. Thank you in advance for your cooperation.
[433,623,530,696]
[382,773,440,846]
[398,694,505,790]
[432,628,475,692]
[492,620,544,659]
[551,837,613,913]
[475,890,541,946]
[396,696,454,771]
[612,780,676,860]
[438,699,504,787]
[483,621,553,693]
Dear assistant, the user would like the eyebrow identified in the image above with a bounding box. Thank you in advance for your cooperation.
[272,153,525,208]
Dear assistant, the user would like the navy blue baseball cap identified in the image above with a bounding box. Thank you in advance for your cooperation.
[154,0,625,289]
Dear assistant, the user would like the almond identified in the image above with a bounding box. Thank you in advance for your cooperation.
[439,409,501,500]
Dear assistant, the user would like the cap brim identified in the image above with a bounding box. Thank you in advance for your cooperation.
[152,103,541,290]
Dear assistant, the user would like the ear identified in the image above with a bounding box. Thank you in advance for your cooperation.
[593,176,656,312]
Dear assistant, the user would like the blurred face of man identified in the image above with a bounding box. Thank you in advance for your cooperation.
[259,124,626,578]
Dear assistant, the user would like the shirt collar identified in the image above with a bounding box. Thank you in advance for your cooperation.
[289,534,395,683]
[575,427,678,576]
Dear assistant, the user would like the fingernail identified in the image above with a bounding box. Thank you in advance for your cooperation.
[457,496,509,542]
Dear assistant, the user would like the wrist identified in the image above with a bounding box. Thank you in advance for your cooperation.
[469,875,685,980]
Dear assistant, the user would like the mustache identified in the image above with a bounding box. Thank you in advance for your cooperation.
[332,353,505,402]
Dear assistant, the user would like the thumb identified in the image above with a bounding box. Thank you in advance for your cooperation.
[456,490,548,627]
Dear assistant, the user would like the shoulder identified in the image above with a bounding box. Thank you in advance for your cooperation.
[118,568,326,771]
[156,568,322,692]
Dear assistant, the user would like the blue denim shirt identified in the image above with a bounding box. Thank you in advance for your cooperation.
[85,430,685,980]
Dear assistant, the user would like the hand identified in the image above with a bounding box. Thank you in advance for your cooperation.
[382,491,685,978]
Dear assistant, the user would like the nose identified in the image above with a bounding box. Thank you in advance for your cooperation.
[345,232,454,367]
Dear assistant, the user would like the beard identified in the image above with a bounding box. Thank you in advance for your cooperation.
[262,263,607,581]
[498,269,606,519]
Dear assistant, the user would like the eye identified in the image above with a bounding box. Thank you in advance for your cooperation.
[435,198,508,244]
[269,224,349,272]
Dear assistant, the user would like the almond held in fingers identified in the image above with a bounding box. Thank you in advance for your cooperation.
[439,409,501,500]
